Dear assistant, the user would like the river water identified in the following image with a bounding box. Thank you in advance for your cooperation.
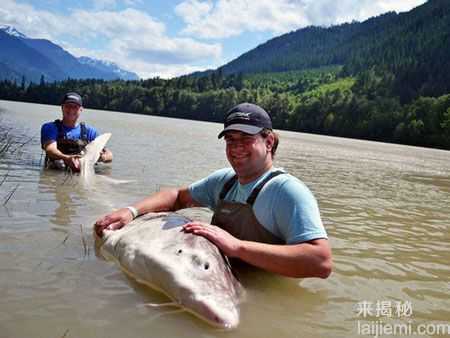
[0,100,449,338]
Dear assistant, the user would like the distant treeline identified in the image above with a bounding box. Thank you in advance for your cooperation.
[0,67,449,150]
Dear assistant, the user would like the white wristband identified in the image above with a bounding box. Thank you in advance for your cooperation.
[126,206,138,220]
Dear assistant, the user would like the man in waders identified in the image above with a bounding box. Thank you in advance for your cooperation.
[41,92,113,172]
[95,103,331,278]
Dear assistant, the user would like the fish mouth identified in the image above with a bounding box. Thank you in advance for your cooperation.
[191,300,239,330]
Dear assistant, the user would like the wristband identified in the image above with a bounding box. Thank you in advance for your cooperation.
[126,206,139,220]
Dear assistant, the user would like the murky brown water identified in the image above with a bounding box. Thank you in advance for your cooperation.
[1,100,449,338]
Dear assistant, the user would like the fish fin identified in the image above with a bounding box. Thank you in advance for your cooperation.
[142,302,179,308]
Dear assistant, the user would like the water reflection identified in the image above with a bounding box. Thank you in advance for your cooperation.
[38,170,86,226]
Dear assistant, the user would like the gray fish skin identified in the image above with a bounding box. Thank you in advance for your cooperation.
[100,212,244,329]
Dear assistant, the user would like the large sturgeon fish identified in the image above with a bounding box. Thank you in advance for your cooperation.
[99,212,244,329]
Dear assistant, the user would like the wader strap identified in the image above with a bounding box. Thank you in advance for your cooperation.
[218,170,285,205]
[219,175,239,200]
[79,122,87,142]
[54,119,65,139]
[54,120,87,142]
[246,170,284,206]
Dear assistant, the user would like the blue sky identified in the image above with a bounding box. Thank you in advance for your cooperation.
[1,0,427,79]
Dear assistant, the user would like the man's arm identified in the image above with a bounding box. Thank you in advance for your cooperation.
[182,222,332,278]
[236,238,332,278]
[94,187,201,236]
[43,141,80,171]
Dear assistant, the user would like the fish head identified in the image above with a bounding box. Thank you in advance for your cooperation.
[168,232,243,329]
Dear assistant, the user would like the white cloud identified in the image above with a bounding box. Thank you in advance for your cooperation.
[376,0,428,13]
[64,8,221,73]
[115,59,215,79]
[176,0,309,39]
[115,37,221,64]
[69,8,167,39]
[175,0,213,25]
[176,0,427,39]
[0,0,222,78]
[300,0,428,27]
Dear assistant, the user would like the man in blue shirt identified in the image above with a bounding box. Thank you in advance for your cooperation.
[95,103,332,278]
[41,92,112,171]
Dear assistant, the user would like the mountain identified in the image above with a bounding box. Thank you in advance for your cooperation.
[78,56,138,81]
[0,29,65,83]
[215,0,450,99]
[219,0,449,76]
[0,26,26,39]
[216,12,399,75]
[0,25,139,83]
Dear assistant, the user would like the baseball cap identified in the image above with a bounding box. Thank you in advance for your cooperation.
[218,103,272,138]
[61,92,82,106]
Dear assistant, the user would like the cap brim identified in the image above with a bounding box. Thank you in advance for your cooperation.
[217,124,263,138]
[62,100,82,106]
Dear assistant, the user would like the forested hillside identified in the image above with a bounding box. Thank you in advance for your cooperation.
[220,0,450,102]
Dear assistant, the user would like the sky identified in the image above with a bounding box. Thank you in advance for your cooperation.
[1,0,427,79]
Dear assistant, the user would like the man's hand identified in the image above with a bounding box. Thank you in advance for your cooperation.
[183,222,242,257]
[98,148,113,163]
[99,150,107,162]
[94,208,134,237]
[63,155,81,172]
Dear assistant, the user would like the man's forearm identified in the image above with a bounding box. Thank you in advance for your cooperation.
[236,239,332,278]
[132,187,197,216]
[45,147,70,161]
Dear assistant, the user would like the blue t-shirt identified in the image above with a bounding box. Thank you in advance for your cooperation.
[40,121,98,147]
[189,168,327,244]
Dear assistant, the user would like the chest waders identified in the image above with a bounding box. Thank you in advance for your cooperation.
[211,170,285,245]
[44,120,88,168]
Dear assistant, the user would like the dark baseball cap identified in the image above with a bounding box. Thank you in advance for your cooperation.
[61,92,82,106]
[218,103,272,138]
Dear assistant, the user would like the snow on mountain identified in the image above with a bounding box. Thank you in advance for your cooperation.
[78,56,139,80]
[0,25,27,39]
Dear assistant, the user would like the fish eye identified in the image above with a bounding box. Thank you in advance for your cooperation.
[177,249,183,255]
[204,262,210,270]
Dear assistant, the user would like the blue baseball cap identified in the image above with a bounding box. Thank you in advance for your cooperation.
[61,92,82,106]
[218,103,272,138]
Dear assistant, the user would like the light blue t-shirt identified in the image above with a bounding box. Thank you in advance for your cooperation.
[189,168,327,244]
[40,121,97,147]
